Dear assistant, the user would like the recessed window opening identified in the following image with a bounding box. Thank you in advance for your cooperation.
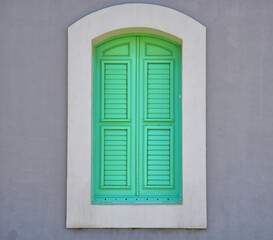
[92,33,182,204]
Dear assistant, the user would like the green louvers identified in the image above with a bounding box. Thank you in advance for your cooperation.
[92,34,182,204]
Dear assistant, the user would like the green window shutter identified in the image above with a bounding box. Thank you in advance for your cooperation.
[93,36,136,201]
[93,34,181,204]
[138,36,181,199]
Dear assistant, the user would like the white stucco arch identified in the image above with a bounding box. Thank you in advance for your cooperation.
[67,3,206,228]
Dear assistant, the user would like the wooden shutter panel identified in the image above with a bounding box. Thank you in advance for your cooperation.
[92,37,136,202]
[139,36,181,200]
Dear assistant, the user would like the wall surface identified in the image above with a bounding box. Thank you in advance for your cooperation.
[0,0,273,239]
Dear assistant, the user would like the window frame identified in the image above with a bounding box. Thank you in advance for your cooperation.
[92,34,182,204]
[67,3,206,228]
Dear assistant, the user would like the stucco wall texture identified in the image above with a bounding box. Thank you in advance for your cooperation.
[0,0,273,239]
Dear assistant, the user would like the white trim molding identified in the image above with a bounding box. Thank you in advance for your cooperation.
[67,3,206,228]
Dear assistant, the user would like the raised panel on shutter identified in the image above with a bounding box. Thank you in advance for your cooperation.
[103,43,130,56]
[145,43,172,56]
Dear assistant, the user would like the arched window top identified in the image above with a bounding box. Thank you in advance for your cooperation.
[68,3,206,43]
[67,3,206,229]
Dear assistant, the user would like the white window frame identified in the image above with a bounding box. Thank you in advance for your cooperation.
[67,3,206,228]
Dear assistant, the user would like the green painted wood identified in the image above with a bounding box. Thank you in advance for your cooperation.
[102,61,130,121]
[145,60,173,121]
[101,126,132,189]
[103,43,129,56]
[146,43,172,56]
[92,36,137,198]
[146,128,171,187]
[92,34,182,204]
[92,196,181,204]
[103,129,128,186]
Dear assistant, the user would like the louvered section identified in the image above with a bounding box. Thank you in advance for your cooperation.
[104,63,128,120]
[147,129,171,186]
[103,129,128,187]
[147,63,171,120]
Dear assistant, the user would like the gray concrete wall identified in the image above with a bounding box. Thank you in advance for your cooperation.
[0,0,273,239]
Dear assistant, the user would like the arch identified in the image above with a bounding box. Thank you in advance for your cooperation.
[67,3,206,228]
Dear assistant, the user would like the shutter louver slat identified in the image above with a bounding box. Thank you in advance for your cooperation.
[104,63,128,120]
[147,129,171,187]
[147,63,171,120]
[103,129,128,187]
